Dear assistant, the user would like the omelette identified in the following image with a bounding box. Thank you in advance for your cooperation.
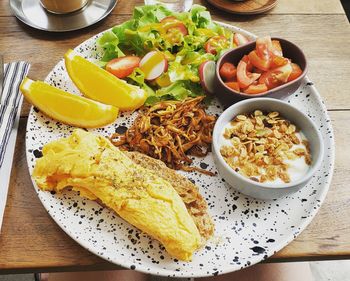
[33,129,211,261]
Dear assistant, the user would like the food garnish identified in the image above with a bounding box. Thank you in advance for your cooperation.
[139,51,168,80]
[97,5,244,104]
[219,62,237,82]
[65,49,147,111]
[225,81,240,92]
[106,56,141,78]
[110,96,216,175]
[233,33,249,46]
[220,110,311,184]
[236,60,261,88]
[288,63,303,82]
[219,36,303,94]
[199,60,216,94]
[160,16,188,36]
[33,129,214,261]
[20,78,119,128]
[204,35,229,55]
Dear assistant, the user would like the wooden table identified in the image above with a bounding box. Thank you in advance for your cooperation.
[0,0,349,274]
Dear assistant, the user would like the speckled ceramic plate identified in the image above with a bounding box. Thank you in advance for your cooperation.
[25,23,335,278]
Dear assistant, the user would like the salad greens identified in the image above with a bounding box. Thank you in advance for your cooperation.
[97,5,235,104]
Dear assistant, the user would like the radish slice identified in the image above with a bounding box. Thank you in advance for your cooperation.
[233,33,249,46]
[140,51,168,81]
[199,61,216,94]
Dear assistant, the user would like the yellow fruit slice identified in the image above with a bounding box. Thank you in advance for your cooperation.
[20,77,119,128]
[65,49,147,111]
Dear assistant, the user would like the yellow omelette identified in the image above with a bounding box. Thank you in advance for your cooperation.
[33,129,201,261]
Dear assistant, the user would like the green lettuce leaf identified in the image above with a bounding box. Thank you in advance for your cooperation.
[145,80,204,105]
[97,30,125,63]
[190,5,211,27]
[111,20,138,43]
[133,5,172,24]
[97,4,235,104]
[127,68,155,97]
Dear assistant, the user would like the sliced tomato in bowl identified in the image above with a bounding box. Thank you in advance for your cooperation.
[241,55,253,72]
[258,63,293,89]
[256,36,273,61]
[288,63,303,82]
[225,81,240,92]
[106,56,141,79]
[216,36,306,99]
[244,83,268,94]
[237,60,261,88]
[270,55,289,69]
[271,40,283,56]
[274,63,293,82]
[248,50,270,71]
[258,71,282,90]
[219,62,237,81]
[252,67,265,74]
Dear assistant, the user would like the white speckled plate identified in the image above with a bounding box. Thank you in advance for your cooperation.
[25,23,335,278]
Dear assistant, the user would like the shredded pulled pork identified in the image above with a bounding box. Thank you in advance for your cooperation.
[110,97,216,175]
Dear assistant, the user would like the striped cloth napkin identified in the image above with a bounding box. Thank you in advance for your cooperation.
[0,61,30,231]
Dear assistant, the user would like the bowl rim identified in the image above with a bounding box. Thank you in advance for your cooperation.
[216,37,308,98]
[212,97,324,189]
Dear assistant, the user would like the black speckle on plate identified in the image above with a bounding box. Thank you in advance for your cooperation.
[33,149,43,158]
[115,126,128,134]
[250,246,266,254]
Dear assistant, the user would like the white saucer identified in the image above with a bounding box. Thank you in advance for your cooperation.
[10,0,117,32]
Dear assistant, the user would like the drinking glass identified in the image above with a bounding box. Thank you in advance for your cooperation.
[40,0,88,14]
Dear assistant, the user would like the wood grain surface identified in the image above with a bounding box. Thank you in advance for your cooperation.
[206,0,277,15]
[0,0,349,273]
[0,0,345,16]
[1,13,349,115]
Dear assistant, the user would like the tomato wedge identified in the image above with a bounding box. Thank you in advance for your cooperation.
[221,36,303,94]
[258,71,282,90]
[225,81,240,92]
[288,63,303,82]
[204,36,228,55]
[244,83,268,94]
[258,63,293,89]
[219,62,237,81]
[233,33,249,46]
[161,16,188,36]
[252,67,264,74]
[256,36,273,61]
[274,63,293,82]
[270,55,289,69]
[237,61,261,88]
[256,37,284,61]
[241,55,253,72]
[248,50,270,71]
[271,40,283,56]
[106,56,141,79]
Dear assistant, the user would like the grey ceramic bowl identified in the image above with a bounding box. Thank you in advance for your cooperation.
[212,98,324,200]
[214,38,308,107]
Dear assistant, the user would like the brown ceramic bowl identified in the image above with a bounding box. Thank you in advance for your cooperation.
[214,38,308,106]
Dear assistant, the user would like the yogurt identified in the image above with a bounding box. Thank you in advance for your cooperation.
[219,116,311,186]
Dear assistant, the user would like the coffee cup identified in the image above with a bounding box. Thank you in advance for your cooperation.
[40,0,89,14]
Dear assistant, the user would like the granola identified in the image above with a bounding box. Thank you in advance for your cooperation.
[220,110,312,184]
